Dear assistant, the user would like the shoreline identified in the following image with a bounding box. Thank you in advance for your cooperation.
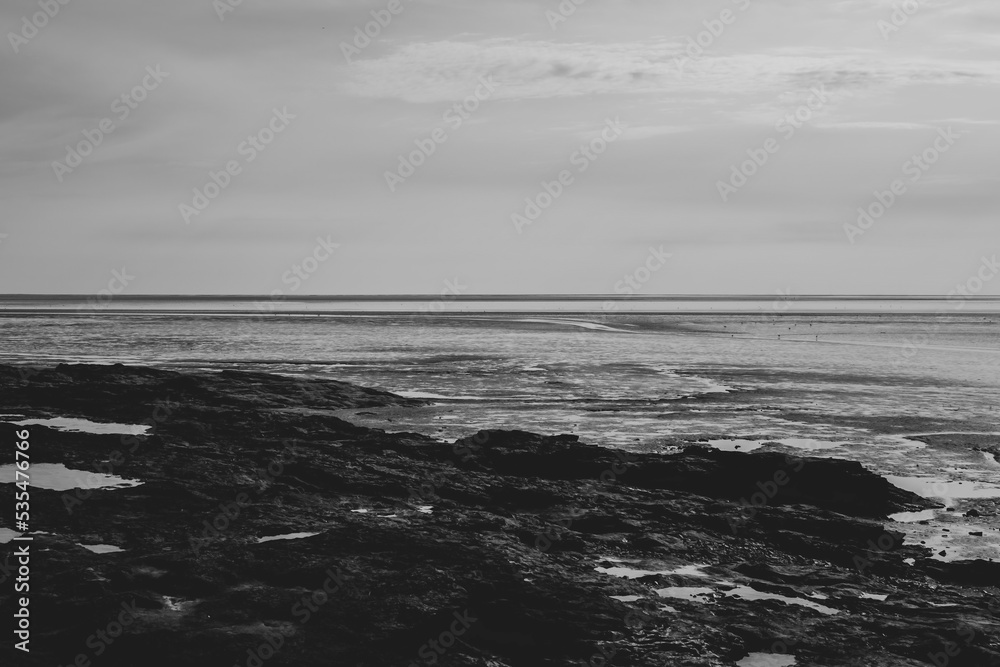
[1,363,998,665]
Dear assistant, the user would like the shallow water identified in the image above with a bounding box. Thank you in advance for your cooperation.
[703,439,766,452]
[0,528,21,544]
[10,417,150,436]
[701,438,848,452]
[654,583,840,615]
[2,312,997,449]
[889,509,938,523]
[80,544,125,554]
[256,532,321,543]
[0,463,142,491]
[723,585,840,616]
[859,593,888,601]
[2,310,998,561]
[737,654,797,667]
[883,476,1000,503]
[595,563,709,579]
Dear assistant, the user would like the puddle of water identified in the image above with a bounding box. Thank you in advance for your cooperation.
[597,566,664,579]
[726,585,839,615]
[0,528,22,544]
[654,584,839,615]
[654,586,715,601]
[79,544,124,554]
[885,478,1000,561]
[890,509,938,523]
[610,595,643,602]
[665,564,708,577]
[884,476,1000,503]
[256,531,320,543]
[13,417,150,436]
[860,593,888,601]
[350,509,370,514]
[737,653,796,667]
[416,505,433,514]
[0,463,142,490]
[906,521,997,562]
[596,564,708,579]
[702,439,765,452]
[699,438,846,453]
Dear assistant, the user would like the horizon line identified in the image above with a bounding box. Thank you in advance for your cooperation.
[1,294,998,302]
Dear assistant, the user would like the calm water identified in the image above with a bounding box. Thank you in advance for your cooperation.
[3,307,1000,558]
[1,308,998,443]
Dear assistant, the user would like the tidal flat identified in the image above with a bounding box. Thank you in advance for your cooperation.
[1,363,999,666]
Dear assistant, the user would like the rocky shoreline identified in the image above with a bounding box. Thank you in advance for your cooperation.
[1,363,998,666]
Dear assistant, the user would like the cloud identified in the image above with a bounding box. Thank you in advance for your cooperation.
[813,121,932,130]
[341,39,1000,103]
[618,125,691,140]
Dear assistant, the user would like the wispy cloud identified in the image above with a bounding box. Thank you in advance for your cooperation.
[342,39,1000,104]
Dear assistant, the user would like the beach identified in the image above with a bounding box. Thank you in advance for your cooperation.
[1,308,999,664]
[1,358,999,666]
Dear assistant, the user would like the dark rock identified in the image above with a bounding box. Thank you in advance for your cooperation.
[0,364,996,667]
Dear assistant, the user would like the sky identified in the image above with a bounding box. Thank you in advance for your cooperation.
[1,0,998,296]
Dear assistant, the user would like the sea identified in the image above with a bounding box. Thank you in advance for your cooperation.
[2,296,999,560]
